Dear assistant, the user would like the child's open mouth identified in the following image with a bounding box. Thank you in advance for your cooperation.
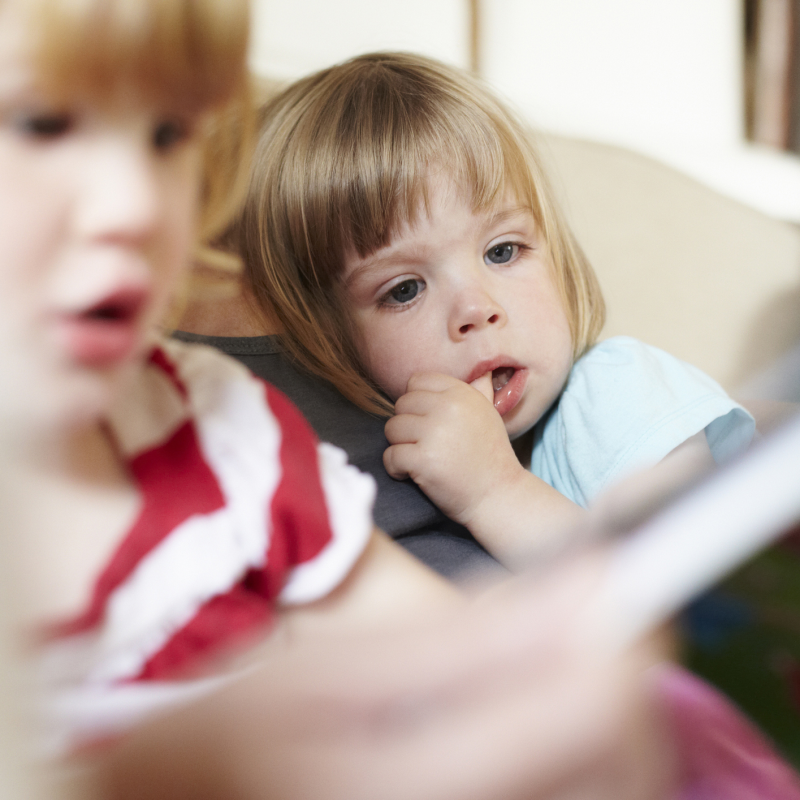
[85,301,132,321]
[58,290,147,367]
[490,366,526,417]
[492,366,515,394]
[468,363,527,417]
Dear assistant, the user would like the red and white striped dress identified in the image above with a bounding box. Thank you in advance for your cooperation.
[39,339,375,754]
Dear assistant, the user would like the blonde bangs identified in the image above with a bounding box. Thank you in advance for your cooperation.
[275,55,528,263]
[28,0,249,113]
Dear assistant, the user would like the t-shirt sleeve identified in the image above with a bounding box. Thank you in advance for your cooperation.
[531,337,755,506]
[258,385,376,606]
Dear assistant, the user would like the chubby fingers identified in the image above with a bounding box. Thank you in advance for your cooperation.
[383,442,417,481]
[384,401,433,481]
[388,372,489,439]
[395,372,494,416]
[384,375,456,481]
[469,371,494,404]
[383,414,429,482]
[404,372,467,394]
[384,372,496,482]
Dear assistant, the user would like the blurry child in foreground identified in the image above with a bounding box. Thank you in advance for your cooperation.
[0,0,469,757]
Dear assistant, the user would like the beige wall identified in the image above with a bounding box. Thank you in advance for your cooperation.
[249,0,800,223]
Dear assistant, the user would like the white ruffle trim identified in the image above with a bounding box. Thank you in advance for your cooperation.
[279,442,376,605]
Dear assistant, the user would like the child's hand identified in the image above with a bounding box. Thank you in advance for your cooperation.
[384,373,583,569]
[383,372,528,528]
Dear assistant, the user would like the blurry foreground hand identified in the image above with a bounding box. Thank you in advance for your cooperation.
[89,555,676,800]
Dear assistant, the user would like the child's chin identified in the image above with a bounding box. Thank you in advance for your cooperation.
[52,365,135,431]
[60,387,113,430]
[504,408,539,441]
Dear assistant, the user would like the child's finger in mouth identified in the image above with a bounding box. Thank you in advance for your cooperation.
[469,372,495,403]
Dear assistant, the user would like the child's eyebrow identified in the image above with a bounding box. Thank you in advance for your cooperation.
[484,205,535,228]
[343,249,426,288]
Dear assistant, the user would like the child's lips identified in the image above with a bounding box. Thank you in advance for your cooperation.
[492,367,527,416]
[468,363,528,416]
[55,289,148,367]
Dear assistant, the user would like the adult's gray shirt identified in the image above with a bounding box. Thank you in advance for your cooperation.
[173,332,504,581]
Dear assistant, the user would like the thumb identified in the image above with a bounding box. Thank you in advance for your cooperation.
[470,371,494,404]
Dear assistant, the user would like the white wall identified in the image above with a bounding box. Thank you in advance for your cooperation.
[482,0,743,151]
[248,0,800,223]
[480,0,800,223]
[249,0,469,79]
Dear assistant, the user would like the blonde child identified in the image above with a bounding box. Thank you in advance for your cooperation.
[224,52,755,570]
[0,0,473,758]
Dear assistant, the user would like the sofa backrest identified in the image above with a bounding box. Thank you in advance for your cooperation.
[542,134,800,391]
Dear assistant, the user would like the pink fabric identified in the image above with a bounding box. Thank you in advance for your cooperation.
[656,664,800,800]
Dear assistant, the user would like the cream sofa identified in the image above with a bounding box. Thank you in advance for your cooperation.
[542,135,800,393]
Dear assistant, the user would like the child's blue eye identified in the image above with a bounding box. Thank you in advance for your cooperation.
[153,119,189,151]
[17,113,73,139]
[484,243,518,265]
[385,279,423,305]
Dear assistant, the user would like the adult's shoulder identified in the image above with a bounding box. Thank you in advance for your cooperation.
[169,331,449,539]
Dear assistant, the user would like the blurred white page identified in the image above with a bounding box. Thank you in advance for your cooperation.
[601,413,800,648]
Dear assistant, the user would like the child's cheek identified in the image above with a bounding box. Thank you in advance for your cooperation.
[149,164,203,323]
[364,342,409,402]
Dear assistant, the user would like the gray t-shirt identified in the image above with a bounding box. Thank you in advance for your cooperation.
[172,332,503,580]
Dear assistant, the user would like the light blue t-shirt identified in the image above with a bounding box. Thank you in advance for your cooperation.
[529,337,755,507]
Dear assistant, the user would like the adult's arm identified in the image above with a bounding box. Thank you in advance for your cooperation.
[87,555,676,800]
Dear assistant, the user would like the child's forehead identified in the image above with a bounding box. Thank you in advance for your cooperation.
[0,3,33,65]
[342,184,537,279]
[0,0,244,116]
[0,12,139,106]
[335,158,539,267]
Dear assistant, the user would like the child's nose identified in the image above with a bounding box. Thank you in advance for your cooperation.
[74,140,161,247]
[449,287,507,340]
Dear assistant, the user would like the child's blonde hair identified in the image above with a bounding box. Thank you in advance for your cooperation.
[19,0,253,245]
[238,52,605,415]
